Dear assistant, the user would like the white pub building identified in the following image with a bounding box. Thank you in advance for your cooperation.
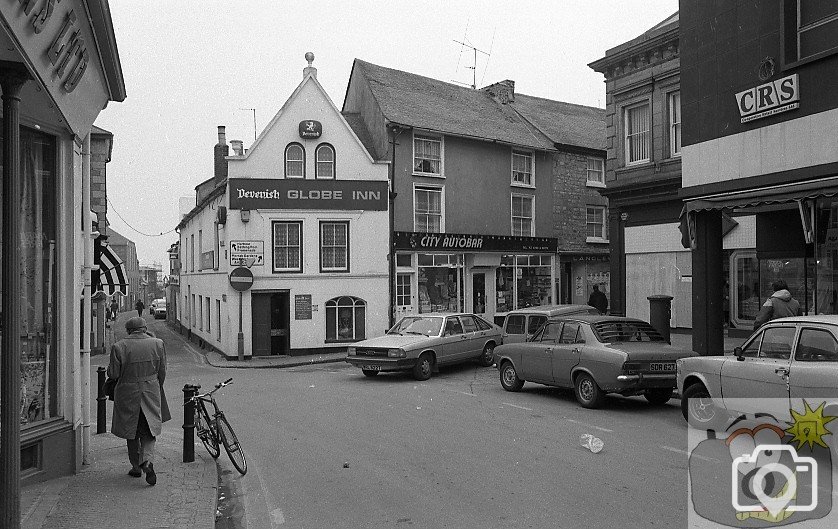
[177,54,390,357]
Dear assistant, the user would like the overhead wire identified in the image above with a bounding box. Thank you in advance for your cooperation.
[106,197,176,237]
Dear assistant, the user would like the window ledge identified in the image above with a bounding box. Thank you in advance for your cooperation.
[413,172,445,179]
[586,181,606,189]
[586,237,610,244]
[511,182,535,189]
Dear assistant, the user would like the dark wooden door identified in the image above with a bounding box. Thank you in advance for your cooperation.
[251,293,272,356]
[270,292,290,355]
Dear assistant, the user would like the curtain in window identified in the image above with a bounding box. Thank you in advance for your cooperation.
[414,136,441,173]
[316,144,334,178]
[321,222,347,269]
[512,196,533,236]
[274,222,301,270]
[626,105,650,163]
[512,152,532,184]
[415,187,441,232]
[285,144,304,177]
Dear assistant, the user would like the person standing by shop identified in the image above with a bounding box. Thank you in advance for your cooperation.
[107,317,169,485]
[753,279,803,330]
[587,284,608,314]
[135,299,145,317]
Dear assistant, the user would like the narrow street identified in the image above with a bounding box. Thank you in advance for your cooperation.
[103,315,693,528]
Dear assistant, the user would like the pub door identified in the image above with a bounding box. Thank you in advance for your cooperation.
[270,292,290,355]
[251,293,272,356]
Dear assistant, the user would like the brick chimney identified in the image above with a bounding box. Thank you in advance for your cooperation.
[230,140,244,156]
[480,80,515,104]
[214,125,229,186]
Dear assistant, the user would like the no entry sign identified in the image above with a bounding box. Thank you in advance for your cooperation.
[229,267,254,292]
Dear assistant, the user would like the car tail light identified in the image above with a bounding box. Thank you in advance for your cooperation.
[622,362,641,375]
[387,348,405,358]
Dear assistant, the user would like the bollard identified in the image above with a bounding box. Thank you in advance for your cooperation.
[96,366,107,434]
[183,384,199,463]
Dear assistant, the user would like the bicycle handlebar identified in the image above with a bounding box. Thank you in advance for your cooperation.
[185,378,233,403]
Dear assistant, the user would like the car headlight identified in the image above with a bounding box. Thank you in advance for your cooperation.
[387,348,406,358]
[346,347,356,356]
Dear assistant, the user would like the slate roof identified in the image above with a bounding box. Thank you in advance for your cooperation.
[350,59,570,152]
[513,94,605,151]
[342,112,384,160]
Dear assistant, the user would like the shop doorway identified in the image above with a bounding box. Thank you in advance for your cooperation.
[472,272,486,316]
[252,292,290,355]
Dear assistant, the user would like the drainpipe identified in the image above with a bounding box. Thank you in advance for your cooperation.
[388,125,405,328]
[81,134,93,465]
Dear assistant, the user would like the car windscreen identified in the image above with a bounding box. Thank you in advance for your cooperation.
[388,316,443,336]
[592,321,665,343]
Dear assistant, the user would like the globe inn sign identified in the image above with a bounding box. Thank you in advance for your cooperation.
[229,178,388,211]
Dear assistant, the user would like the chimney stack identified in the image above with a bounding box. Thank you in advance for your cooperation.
[303,51,317,79]
[480,79,515,104]
[231,140,244,156]
[214,125,229,185]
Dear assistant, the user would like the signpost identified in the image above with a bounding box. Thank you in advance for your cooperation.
[230,267,254,361]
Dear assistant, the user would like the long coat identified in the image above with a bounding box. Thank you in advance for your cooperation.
[107,331,169,439]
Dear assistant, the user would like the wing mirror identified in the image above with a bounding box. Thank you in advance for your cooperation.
[734,346,745,361]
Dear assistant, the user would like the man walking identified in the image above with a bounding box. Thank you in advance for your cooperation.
[135,299,145,317]
[587,284,608,315]
[107,317,169,485]
[753,279,803,329]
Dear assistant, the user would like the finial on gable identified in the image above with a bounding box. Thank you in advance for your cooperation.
[304,52,317,79]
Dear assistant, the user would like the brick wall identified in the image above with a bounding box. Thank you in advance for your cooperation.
[90,134,110,229]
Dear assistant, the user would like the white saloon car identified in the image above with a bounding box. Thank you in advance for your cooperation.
[677,316,838,428]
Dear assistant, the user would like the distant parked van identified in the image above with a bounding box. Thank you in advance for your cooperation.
[500,304,600,344]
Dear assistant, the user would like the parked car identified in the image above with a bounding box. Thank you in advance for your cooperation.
[678,315,838,429]
[345,313,502,380]
[500,304,601,344]
[494,315,696,408]
[150,298,167,319]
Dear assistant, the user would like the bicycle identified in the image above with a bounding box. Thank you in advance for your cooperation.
[189,377,248,475]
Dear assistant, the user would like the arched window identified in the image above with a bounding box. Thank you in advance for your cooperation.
[285,143,305,178]
[326,296,366,342]
[315,143,335,179]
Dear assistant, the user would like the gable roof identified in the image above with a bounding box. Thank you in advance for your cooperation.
[348,59,556,151]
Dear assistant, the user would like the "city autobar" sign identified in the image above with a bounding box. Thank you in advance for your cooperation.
[228,178,388,211]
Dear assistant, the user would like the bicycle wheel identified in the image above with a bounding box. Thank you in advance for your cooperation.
[216,413,247,475]
[196,402,220,458]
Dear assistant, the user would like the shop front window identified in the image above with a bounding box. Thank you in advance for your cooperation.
[816,198,838,314]
[326,296,366,341]
[3,127,59,426]
[496,254,553,312]
[417,254,462,313]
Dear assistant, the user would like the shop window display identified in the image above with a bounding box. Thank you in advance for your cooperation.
[816,199,838,315]
[417,253,462,313]
[497,255,553,311]
[2,128,59,426]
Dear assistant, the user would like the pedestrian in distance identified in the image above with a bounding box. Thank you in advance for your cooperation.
[107,316,170,485]
[110,298,119,320]
[135,299,145,317]
[588,284,609,315]
[753,279,803,330]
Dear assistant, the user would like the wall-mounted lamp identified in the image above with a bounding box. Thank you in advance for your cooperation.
[240,209,251,223]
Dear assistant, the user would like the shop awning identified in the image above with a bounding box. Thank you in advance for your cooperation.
[683,176,838,213]
[97,242,128,296]
[679,176,838,249]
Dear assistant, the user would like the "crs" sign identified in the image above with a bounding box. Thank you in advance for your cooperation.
[735,74,799,123]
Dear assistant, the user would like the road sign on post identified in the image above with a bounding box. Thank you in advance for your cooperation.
[229,267,254,361]
[229,267,254,292]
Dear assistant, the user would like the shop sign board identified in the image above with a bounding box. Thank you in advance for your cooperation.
[299,120,322,138]
[230,241,264,266]
[735,74,799,123]
[294,294,312,320]
[229,179,388,211]
[394,231,558,253]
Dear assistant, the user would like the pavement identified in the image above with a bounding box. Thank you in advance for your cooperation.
[204,348,347,369]
[20,312,218,529]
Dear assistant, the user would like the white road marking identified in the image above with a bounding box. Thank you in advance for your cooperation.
[451,390,475,397]
[661,445,714,462]
[565,418,613,433]
[503,402,532,411]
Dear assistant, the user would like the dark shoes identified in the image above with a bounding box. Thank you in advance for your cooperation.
[140,461,156,486]
[128,467,142,478]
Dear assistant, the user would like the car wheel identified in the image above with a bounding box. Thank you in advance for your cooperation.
[412,353,433,381]
[361,369,379,377]
[574,372,605,409]
[499,361,524,391]
[681,383,721,428]
[478,343,495,367]
[644,388,674,405]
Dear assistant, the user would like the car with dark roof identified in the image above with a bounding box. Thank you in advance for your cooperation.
[494,315,697,408]
[345,313,502,380]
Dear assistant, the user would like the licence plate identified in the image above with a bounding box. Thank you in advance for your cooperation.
[650,362,675,372]
[361,365,381,371]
